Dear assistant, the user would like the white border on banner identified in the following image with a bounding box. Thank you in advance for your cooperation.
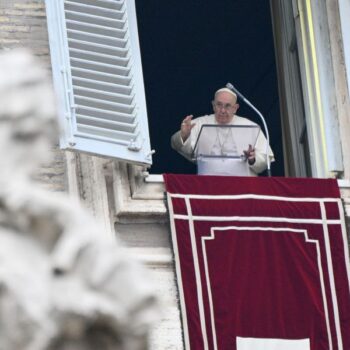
[166,192,350,350]
[166,192,191,350]
[202,226,331,350]
[236,336,310,350]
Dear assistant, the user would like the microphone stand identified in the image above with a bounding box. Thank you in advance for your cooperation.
[226,82,272,177]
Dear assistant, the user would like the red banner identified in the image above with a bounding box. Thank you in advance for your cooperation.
[164,174,350,350]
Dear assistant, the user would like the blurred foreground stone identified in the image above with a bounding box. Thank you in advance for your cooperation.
[0,49,160,350]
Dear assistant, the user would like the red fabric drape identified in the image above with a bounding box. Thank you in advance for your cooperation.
[164,174,350,350]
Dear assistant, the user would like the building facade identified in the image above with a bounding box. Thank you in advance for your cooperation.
[1,1,349,349]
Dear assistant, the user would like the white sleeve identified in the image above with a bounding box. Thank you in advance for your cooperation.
[171,130,195,162]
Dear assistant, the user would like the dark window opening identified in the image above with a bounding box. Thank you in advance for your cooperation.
[136,1,284,176]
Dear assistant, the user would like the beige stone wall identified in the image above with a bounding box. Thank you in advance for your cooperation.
[327,0,350,179]
[0,0,68,192]
[340,187,350,235]
[0,0,49,62]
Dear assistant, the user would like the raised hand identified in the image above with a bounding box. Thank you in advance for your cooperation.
[180,115,195,142]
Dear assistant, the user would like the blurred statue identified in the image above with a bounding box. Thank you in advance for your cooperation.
[0,49,159,350]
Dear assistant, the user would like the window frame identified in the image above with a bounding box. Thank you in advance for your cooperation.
[291,0,343,177]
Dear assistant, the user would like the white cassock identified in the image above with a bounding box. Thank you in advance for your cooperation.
[171,114,274,176]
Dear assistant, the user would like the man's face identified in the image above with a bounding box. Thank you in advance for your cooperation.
[212,91,239,124]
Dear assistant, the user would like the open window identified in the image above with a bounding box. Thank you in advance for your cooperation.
[46,0,347,180]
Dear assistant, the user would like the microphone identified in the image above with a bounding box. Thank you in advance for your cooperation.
[226,82,245,101]
[226,82,272,176]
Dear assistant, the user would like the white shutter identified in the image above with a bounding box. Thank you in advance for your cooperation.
[45,0,152,165]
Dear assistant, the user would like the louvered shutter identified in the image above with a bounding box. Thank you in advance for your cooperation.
[45,0,152,165]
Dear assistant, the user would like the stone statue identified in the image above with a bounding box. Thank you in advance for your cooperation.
[0,49,159,350]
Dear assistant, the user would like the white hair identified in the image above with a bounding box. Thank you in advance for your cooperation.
[214,87,237,100]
